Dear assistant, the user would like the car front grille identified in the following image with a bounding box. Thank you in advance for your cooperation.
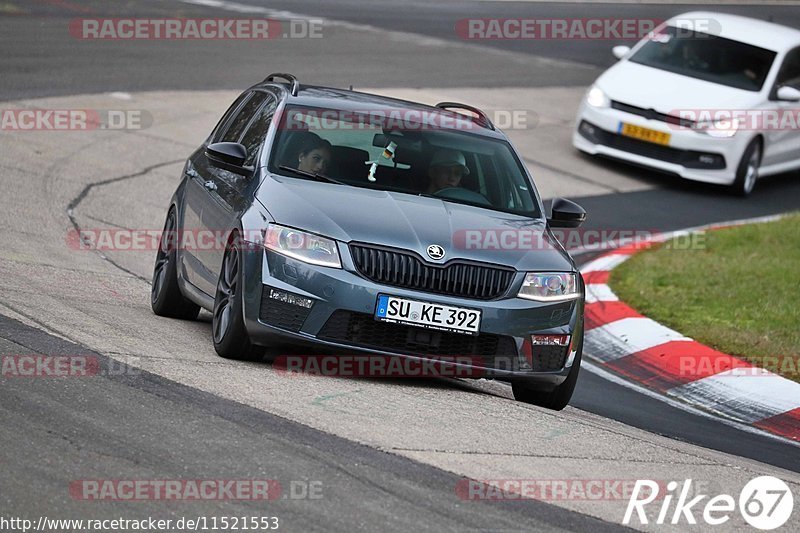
[611,100,694,128]
[349,244,515,300]
[317,310,519,369]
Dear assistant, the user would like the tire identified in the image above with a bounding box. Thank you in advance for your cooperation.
[512,350,581,411]
[212,235,264,361]
[731,139,762,197]
[151,209,201,320]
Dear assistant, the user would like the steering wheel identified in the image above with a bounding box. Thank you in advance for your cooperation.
[434,187,492,206]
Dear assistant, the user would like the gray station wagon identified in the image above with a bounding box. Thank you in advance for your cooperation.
[151,73,588,410]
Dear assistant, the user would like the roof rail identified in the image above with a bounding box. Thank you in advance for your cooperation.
[263,73,300,96]
[435,102,495,131]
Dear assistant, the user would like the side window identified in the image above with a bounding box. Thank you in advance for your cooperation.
[221,92,269,143]
[240,94,278,167]
[776,48,800,89]
[211,92,250,143]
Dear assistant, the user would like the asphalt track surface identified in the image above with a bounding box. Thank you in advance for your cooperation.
[1,0,800,531]
[0,314,620,532]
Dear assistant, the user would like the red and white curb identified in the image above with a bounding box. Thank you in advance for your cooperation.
[577,216,800,443]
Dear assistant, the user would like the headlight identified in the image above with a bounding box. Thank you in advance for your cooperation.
[518,272,580,302]
[586,86,610,108]
[264,224,341,268]
[693,118,738,138]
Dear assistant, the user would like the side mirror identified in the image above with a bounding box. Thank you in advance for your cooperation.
[776,85,800,102]
[548,198,586,228]
[612,45,631,60]
[206,142,252,176]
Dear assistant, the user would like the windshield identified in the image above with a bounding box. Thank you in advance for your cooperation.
[629,26,777,91]
[269,105,541,217]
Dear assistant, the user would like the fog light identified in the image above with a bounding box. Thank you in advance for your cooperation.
[268,288,314,309]
[531,334,570,346]
[524,334,573,372]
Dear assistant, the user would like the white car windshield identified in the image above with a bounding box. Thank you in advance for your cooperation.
[629,26,777,91]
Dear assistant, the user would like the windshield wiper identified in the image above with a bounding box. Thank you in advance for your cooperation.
[278,165,346,186]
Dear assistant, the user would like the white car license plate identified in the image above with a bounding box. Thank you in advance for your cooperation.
[374,294,481,335]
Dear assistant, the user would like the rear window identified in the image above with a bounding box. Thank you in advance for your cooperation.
[629,26,777,91]
[268,105,541,218]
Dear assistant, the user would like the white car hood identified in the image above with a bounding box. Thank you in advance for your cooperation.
[597,60,764,116]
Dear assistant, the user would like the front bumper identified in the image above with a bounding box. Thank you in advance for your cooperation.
[239,244,584,388]
[572,101,753,186]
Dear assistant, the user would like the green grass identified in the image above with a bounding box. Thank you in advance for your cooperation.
[609,214,800,382]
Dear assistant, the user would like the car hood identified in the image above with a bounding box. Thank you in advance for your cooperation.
[257,176,574,272]
[597,60,764,115]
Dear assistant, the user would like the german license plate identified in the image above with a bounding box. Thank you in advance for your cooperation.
[374,295,481,335]
[619,122,671,146]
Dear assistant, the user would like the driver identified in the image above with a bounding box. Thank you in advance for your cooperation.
[425,149,470,194]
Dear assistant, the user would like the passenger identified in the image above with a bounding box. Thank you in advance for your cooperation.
[295,135,332,174]
[425,149,470,194]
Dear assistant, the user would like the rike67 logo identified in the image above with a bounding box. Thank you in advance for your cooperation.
[624,476,794,529]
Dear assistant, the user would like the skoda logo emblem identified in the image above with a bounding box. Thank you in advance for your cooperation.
[426,244,445,260]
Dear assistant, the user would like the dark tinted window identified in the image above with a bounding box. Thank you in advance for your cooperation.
[776,48,800,89]
[211,92,250,142]
[240,94,277,167]
[629,26,776,91]
[221,92,269,143]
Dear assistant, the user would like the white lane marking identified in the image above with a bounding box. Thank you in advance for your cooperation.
[669,373,800,424]
[580,253,630,273]
[584,317,690,363]
[109,92,132,100]
[581,360,800,448]
[584,283,617,304]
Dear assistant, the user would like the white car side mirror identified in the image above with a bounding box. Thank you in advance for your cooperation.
[612,45,631,60]
[776,85,800,102]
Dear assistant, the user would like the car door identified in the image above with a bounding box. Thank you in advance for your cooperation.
[181,92,253,294]
[762,47,800,169]
[198,91,278,294]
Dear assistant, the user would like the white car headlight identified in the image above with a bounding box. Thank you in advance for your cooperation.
[518,272,580,302]
[264,224,341,268]
[694,118,739,138]
[586,86,611,108]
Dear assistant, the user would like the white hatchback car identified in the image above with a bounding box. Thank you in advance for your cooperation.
[573,12,800,196]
